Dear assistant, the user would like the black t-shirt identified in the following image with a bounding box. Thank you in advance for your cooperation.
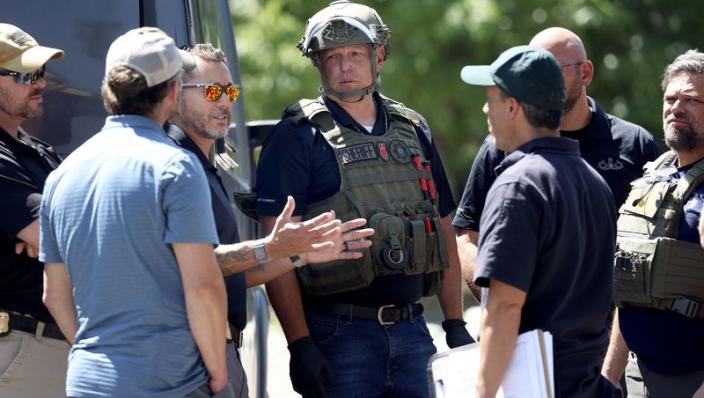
[256,93,456,306]
[453,97,661,231]
[168,126,247,330]
[475,137,617,398]
[0,128,61,322]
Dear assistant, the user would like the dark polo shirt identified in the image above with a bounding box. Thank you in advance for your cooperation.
[453,97,661,231]
[168,125,247,330]
[255,92,455,306]
[475,136,617,398]
[0,127,61,322]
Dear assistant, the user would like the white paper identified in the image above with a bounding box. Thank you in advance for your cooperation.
[429,329,554,398]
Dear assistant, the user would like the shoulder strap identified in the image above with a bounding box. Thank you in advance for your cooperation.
[644,151,678,174]
[674,157,704,203]
[283,97,337,134]
[380,95,422,127]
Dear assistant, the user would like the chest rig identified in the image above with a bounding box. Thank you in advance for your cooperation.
[614,151,704,318]
[284,96,449,296]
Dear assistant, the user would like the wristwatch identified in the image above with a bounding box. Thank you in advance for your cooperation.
[290,255,306,268]
[254,242,268,264]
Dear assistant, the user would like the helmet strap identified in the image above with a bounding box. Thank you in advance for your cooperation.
[314,46,380,103]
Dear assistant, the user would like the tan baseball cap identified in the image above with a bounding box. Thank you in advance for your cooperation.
[105,27,194,88]
[0,23,64,73]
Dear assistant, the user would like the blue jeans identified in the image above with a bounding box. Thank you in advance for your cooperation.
[306,309,436,398]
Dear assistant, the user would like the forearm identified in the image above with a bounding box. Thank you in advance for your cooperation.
[476,301,522,397]
[42,264,77,343]
[601,308,629,386]
[245,256,296,287]
[455,228,482,301]
[185,280,228,379]
[215,237,270,276]
[437,217,464,320]
[266,270,310,343]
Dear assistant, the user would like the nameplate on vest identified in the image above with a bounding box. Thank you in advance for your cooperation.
[339,144,378,164]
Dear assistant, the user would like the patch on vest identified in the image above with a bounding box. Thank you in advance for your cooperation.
[389,140,411,163]
[377,142,389,161]
[339,143,378,164]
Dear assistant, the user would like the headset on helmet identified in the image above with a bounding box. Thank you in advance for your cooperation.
[298,0,390,101]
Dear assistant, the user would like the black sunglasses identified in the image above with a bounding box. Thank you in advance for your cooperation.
[0,65,46,85]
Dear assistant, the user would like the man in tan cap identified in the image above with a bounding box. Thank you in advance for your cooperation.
[40,27,234,397]
[0,23,66,398]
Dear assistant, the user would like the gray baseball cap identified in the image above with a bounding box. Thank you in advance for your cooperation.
[105,27,194,87]
[461,45,565,111]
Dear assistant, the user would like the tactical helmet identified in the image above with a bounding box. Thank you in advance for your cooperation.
[298,1,390,101]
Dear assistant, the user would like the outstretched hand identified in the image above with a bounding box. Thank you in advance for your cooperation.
[304,217,374,264]
[266,196,342,260]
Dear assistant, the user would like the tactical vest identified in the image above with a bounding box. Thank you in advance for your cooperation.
[614,151,704,318]
[285,96,449,296]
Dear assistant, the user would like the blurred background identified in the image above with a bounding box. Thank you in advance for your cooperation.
[230,0,704,196]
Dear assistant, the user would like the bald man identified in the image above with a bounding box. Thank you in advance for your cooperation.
[454,27,661,300]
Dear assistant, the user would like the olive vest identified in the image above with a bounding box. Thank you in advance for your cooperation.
[284,96,449,296]
[614,151,704,318]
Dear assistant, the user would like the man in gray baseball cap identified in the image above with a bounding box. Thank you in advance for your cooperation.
[462,46,619,398]
[41,27,234,397]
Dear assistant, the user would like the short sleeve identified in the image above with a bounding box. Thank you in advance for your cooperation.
[161,154,219,245]
[38,179,62,263]
[453,137,505,231]
[474,181,541,292]
[0,159,41,241]
[255,118,318,217]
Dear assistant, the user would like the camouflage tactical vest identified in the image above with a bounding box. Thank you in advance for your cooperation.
[284,96,449,296]
[614,151,704,318]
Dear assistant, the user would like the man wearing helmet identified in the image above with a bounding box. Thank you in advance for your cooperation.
[256,1,472,397]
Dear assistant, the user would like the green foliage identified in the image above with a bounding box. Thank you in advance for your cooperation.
[230,0,704,195]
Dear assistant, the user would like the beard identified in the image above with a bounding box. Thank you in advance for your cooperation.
[664,121,704,152]
[0,85,44,119]
[179,102,229,140]
[563,80,581,115]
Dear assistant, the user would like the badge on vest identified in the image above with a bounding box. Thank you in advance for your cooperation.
[378,142,389,161]
[339,143,378,164]
[389,140,411,163]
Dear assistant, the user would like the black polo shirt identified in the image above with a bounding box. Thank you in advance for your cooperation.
[0,127,61,322]
[168,125,247,330]
[475,136,617,398]
[256,92,456,306]
[453,97,661,231]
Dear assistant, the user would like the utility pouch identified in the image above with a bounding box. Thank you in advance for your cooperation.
[650,237,704,301]
[613,238,654,306]
[408,219,427,272]
[369,213,409,273]
[432,217,449,267]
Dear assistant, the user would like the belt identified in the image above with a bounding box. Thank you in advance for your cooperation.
[310,301,424,326]
[0,311,65,340]
[227,323,243,348]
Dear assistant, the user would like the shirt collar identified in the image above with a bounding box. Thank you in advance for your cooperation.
[166,123,214,172]
[560,97,611,141]
[101,114,166,137]
[496,136,580,174]
[322,92,386,135]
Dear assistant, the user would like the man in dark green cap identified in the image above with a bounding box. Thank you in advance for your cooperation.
[462,46,618,398]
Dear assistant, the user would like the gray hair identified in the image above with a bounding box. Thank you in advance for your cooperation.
[661,49,704,91]
[182,43,228,81]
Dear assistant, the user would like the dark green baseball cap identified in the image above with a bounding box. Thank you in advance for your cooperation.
[461,45,565,111]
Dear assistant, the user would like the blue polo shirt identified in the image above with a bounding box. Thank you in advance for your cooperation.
[618,159,704,375]
[40,115,219,398]
[475,136,617,398]
[168,125,247,331]
[453,97,660,231]
[256,93,455,306]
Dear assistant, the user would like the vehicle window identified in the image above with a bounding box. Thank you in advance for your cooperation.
[5,1,141,157]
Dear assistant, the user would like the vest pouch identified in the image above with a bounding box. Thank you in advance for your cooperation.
[651,237,704,301]
[613,237,655,306]
[432,217,449,272]
[369,212,409,275]
[620,181,670,219]
[423,270,443,297]
[408,219,427,273]
[297,256,374,296]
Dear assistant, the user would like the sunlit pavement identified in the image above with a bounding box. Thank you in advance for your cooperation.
[266,292,481,397]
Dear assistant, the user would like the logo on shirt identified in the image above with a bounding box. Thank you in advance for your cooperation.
[598,157,624,171]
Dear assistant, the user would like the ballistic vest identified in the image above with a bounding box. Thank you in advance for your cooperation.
[285,96,449,296]
[614,151,704,318]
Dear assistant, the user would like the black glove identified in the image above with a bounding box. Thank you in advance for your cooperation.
[288,336,335,398]
[442,319,475,348]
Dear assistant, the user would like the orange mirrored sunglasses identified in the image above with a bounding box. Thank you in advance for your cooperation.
[182,83,241,102]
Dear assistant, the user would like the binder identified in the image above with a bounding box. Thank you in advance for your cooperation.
[428,329,554,398]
